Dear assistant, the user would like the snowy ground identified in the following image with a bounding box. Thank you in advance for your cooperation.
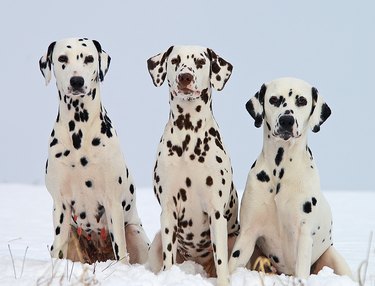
[0,184,374,285]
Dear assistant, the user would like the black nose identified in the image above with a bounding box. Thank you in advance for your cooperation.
[178,73,193,87]
[70,76,84,90]
[279,115,295,130]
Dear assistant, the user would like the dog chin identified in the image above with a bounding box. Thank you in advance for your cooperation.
[174,90,200,101]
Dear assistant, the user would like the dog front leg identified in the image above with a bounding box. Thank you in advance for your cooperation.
[50,200,71,259]
[210,209,229,286]
[106,202,128,262]
[160,207,178,271]
[295,222,313,278]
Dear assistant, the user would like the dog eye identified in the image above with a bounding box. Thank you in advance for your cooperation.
[58,55,68,63]
[269,96,279,105]
[196,58,206,65]
[171,58,179,65]
[296,96,307,107]
[84,55,94,64]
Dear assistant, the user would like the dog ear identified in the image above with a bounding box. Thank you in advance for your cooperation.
[206,48,233,91]
[246,84,266,128]
[39,41,56,85]
[309,87,331,132]
[147,46,174,87]
[92,40,111,82]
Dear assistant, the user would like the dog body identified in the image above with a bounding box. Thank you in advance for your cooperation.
[147,46,239,286]
[40,38,149,263]
[229,78,352,278]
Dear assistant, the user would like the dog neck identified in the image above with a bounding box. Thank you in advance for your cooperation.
[168,88,213,120]
[56,84,102,125]
[261,124,312,163]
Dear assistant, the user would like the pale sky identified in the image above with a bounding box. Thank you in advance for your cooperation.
[1,0,374,190]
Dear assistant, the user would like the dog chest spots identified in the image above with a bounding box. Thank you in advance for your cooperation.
[257,170,270,182]
[275,147,284,166]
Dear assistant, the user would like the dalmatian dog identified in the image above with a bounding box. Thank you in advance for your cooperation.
[146,46,239,286]
[39,38,149,264]
[228,77,352,278]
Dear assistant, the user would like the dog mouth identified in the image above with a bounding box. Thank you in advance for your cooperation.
[273,131,294,141]
[174,88,201,101]
[67,87,86,96]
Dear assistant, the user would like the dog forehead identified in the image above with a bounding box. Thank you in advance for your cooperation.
[53,38,97,56]
[170,45,208,58]
[266,77,312,97]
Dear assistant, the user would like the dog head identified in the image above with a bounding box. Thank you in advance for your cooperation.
[246,77,331,141]
[39,38,111,96]
[147,45,232,102]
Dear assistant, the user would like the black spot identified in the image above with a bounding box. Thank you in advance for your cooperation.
[92,138,101,146]
[206,176,213,186]
[129,184,134,194]
[59,213,64,224]
[251,160,257,169]
[312,197,317,206]
[215,211,220,219]
[118,176,122,184]
[63,150,70,157]
[72,131,82,150]
[55,152,62,158]
[272,256,280,263]
[55,226,60,235]
[279,168,284,179]
[167,243,172,251]
[232,250,240,258]
[218,259,222,265]
[257,170,270,182]
[114,243,119,260]
[122,200,126,208]
[180,189,187,201]
[125,205,131,211]
[186,177,191,187]
[276,183,281,194]
[303,202,312,213]
[85,180,92,188]
[216,156,223,163]
[80,157,88,166]
[275,147,284,166]
[69,120,75,131]
[80,212,86,219]
[218,190,222,197]
[50,138,58,147]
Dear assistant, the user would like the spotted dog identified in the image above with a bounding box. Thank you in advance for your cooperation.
[147,46,239,286]
[228,77,352,278]
[39,38,149,264]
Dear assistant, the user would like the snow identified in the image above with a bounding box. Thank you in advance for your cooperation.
[0,184,374,285]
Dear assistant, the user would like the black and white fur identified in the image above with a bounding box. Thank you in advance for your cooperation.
[228,77,352,278]
[147,46,239,286]
[39,38,149,264]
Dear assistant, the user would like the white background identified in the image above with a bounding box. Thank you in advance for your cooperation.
[0,0,374,190]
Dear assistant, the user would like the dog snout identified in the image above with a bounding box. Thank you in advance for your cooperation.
[279,115,295,131]
[70,76,85,90]
[178,73,193,87]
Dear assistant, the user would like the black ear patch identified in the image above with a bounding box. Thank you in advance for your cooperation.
[246,99,262,128]
[246,84,267,128]
[39,41,56,76]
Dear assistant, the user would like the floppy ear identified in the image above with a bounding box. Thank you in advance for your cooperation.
[92,40,111,81]
[245,84,266,128]
[39,41,56,85]
[147,46,174,87]
[206,48,233,91]
[309,87,331,132]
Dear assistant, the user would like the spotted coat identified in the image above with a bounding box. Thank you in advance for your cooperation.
[228,77,352,279]
[40,38,149,264]
[147,46,238,286]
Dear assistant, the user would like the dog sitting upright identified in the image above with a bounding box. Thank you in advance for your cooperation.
[39,38,149,264]
[228,77,352,278]
[147,46,239,286]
